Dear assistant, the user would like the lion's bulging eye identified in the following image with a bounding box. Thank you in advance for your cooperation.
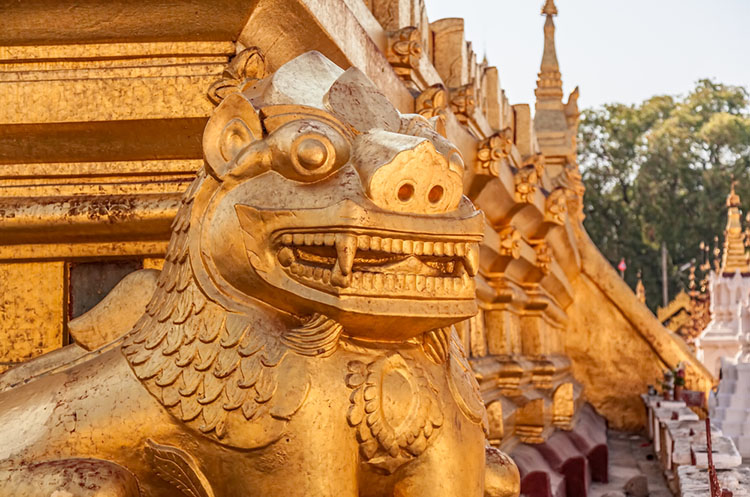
[265,117,351,182]
[295,138,330,171]
[290,134,336,177]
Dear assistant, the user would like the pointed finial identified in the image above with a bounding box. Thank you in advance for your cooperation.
[542,0,558,16]
[720,180,749,274]
[689,263,697,292]
[636,270,646,304]
[727,179,740,207]
[535,0,562,104]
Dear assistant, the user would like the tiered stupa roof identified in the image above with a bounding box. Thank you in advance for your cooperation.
[721,182,750,275]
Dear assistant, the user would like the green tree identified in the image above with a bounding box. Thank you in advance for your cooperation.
[578,80,750,311]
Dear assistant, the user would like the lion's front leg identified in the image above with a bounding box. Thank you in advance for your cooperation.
[244,403,361,497]
[0,459,140,497]
[391,423,487,497]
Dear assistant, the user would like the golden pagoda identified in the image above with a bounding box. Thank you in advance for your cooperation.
[0,1,715,495]
[721,181,750,275]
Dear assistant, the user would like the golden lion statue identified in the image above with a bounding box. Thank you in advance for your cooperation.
[0,51,519,497]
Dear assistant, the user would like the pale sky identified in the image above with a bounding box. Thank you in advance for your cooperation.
[425,0,750,109]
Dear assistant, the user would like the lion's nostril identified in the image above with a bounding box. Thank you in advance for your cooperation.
[428,185,444,204]
[398,183,415,202]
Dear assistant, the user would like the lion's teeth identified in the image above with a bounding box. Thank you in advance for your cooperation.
[335,233,357,276]
[464,243,479,276]
[324,233,336,246]
[381,237,392,252]
[370,236,382,251]
[331,260,352,287]
[278,247,294,267]
[405,274,416,290]
[423,241,433,255]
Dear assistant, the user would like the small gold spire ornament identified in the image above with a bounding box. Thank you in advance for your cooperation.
[636,270,646,304]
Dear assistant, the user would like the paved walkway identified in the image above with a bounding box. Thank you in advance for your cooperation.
[589,430,672,497]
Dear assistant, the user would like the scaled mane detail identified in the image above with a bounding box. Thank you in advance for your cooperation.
[122,169,310,445]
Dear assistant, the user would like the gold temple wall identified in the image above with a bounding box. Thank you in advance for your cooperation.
[0,262,65,372]
[0,0,713,436]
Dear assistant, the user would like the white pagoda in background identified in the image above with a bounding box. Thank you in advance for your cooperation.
[695,183,750,376]
[704,184,750,457]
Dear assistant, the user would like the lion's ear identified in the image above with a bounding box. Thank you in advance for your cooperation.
[428,115,447,138]
[203,92,263,179]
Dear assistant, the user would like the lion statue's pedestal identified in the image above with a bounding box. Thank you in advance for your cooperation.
[0,51,520,497]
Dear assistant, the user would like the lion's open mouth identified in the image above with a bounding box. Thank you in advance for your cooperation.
[274,231,479,297]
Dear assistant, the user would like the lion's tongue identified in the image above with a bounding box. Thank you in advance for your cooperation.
[373,255,443,276]
[331,255,443,288]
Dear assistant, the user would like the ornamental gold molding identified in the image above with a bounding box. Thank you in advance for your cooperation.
[533,241,552,275]
[207,47,268,105]
[552,382,574,429]
[476,129,514,177]
[416,84,449,120]
[545,187,569,225]
[449,84,476,124]
[346,353,443,474]
[386,26,423,77]
[499,226,522,260]
[523,153,546,178]
[513,166,539,204]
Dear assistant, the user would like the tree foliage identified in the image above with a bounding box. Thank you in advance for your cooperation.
[578,80,750,310]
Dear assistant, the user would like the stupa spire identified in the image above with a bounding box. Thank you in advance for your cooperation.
[636,270,646,304]
[720,181,750,275]
[535,0,563,103]
[542,0,558,16]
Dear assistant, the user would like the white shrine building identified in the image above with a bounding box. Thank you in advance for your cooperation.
[702,184,750,457]
[695,184,750,377]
